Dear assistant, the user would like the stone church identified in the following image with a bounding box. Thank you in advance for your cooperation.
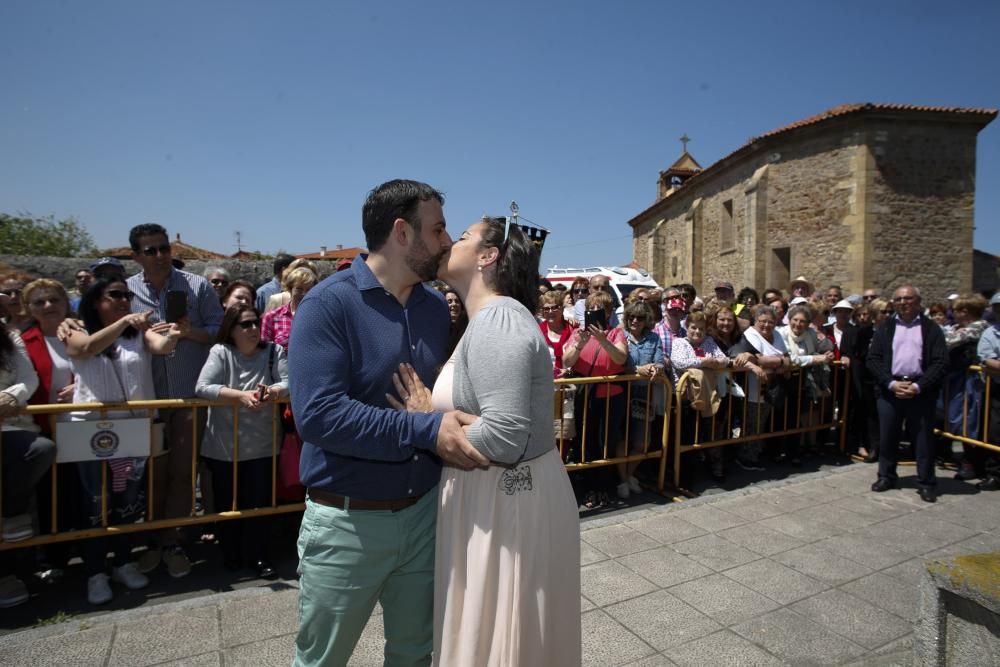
[629,103,997,302]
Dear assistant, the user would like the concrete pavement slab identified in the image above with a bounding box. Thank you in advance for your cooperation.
[716,522,806,556]
[107,604,219,667]
[668,574,780,626]
[722,558,829,605]
[927,530,1000,558]
[880,557,930,586]
[713,495,792,521]
[758,508,848,542]
[223,634,296,667]
[624,514,708,545]
[839,572,922,623]
[790,589,912,650]
[580,560,658,607]
[582,524,661,558]
[832,494,917,521]
[670,534,762,571]
[877,513,980,547]
[622,654,677,666]
[580,538,611,565]
[604,590,722,651]
[156,652,221,666]
[617,547,713,589]
[667,504,747,531]
[773,543,874,585]
[220,587,298,648]
[580,609,656,667]
[791,502,878,531]
[663,629,785,666]
[1,625,113,667]
[852,519,965,557]
[732,608,868,666]
[816,533,913,570]
[923,502,1000,531]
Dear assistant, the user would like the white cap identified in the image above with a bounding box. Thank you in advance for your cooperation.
[832,299,854,311]
[789,296,808,306]
[947,293,960,301]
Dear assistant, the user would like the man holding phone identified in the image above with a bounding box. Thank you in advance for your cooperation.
[127,223,225,577]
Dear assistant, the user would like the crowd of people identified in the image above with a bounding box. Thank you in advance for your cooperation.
[0,232,337,608]
[1,217,998,654]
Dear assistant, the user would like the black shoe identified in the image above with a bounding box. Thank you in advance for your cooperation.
[864,451,878,463]
[871,478,896,492]
[255,559,277,579]
[976,477,1000,491]
[918,487,937,503]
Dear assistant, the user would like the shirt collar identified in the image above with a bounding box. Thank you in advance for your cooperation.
[350,255,427,305]
[894,313,922,326]
[138,267,179,291]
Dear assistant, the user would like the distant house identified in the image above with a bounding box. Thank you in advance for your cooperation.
[296,244,366,261]
[102,233,228,261]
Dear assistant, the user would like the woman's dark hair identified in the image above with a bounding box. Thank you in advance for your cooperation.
[737,287,759,305]
[362,179,445,252]
[623,301,655,335]
[217,303,265,348]
[479,217,540,314]
[0,319,14,369]
[79,277,138,339]
[222,279,257,305]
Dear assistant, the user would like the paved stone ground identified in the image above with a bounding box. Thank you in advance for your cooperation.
[2,462,998,666]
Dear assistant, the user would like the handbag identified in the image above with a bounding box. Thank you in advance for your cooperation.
[276,429,305,502]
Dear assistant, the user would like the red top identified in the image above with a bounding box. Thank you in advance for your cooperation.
[567,326,627,397]
[261,304,294,349]
[540,320,578,377]
[20,326,57,434]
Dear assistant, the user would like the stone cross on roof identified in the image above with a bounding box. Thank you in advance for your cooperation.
[680,133,691,152]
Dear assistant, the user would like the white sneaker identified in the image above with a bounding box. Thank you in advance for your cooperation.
[628,476,643,494]
[87,573,112,605]
[2,514,34,542]
[616,482,630,499]
[111,563,149,590]
[0,574,29,608]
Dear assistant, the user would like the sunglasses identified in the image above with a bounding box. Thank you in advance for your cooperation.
[572,288,588,294]
[236,319,260,330]
[879,309,893,314]
[30,296,64,307]
[541,306,561,312]
[627,315,647,322]
[104,289,134,301]
[140,244,171,257]
[210,278,229,285]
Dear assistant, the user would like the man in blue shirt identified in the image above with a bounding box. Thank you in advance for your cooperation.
[290,180,487,667]
[255,253,294,312]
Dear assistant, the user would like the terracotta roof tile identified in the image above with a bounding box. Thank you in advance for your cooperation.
[629,103,998,227]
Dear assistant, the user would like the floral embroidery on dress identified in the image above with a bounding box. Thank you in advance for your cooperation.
[498,465,533,495]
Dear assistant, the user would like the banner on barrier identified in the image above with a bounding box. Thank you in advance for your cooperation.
[56,418,156,462]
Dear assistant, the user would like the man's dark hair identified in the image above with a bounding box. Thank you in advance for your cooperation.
[737,286,759,305]
[538,277,553,290]
[273,253,295,277]
[129,223,168,250]
[362,180,444,252]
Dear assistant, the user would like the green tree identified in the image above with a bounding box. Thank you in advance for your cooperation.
[0,213,98,257]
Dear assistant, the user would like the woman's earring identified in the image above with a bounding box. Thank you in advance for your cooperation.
[477,265,483,272]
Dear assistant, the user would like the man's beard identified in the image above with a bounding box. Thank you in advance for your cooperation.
[406,237,446,282]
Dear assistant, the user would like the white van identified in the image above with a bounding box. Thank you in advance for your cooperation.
[545,266,660,318]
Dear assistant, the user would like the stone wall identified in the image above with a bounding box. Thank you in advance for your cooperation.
[0,255,341,292]
[867,121,979,302]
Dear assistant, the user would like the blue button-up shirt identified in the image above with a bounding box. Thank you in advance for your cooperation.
[289,257,448,499]
[255,276,282,312]
[127,268,224,398]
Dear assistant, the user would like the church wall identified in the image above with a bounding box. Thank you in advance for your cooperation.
[865,121,979,302]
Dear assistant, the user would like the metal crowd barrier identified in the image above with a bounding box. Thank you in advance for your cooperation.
[935,365,998,455]
[0,397,302,551]
[671,361,851,490]
[554,373,674,493]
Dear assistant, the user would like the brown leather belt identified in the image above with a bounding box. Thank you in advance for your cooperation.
[307,488,422,512]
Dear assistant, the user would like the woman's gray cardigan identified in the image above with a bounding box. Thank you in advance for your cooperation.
[452,297,555,465]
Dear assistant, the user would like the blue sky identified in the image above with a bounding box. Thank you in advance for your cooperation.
[2,0,998,271]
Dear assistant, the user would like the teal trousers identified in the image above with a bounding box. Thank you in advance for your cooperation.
[293,489,437,667]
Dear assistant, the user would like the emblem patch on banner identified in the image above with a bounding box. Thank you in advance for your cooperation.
[90,423,121,458]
